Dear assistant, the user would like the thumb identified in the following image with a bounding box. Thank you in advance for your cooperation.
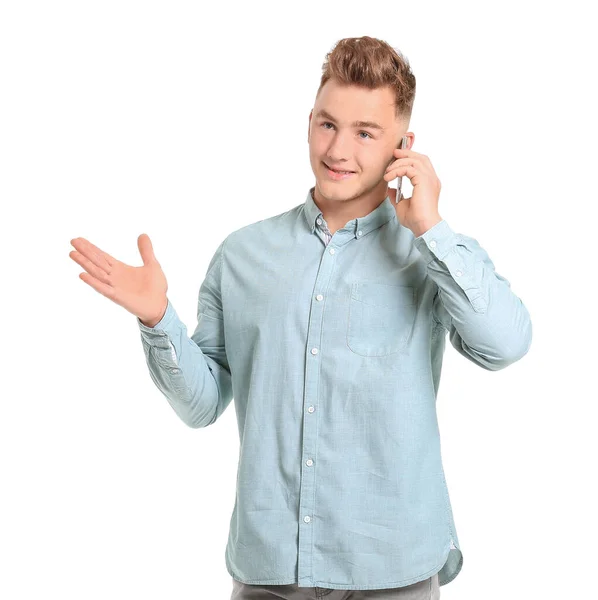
[138,233,158,266]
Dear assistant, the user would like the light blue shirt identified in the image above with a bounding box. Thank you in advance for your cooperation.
[137,186,532,591]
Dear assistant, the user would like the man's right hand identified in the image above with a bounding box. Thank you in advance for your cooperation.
[69,233,169,327]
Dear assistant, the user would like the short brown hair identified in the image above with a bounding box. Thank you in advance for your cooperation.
[316,36,416,126]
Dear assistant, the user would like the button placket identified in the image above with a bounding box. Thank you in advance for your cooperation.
[297,240,338,587]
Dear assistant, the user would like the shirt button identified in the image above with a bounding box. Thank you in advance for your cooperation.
[316,218,322,225]
[329,248,335,255]
[304,516,311,523]
[429,240,437,248]
[316,294,323,301]
[170,368,179,373]
[306,459,314,466]
[311,347,319,355]
[456,270,463,277]
[357,230,363,237]
[307,406,315,413]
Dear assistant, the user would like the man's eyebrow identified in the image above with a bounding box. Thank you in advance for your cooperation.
[314,109,385,131]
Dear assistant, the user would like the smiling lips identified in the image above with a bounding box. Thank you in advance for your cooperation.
[324,162,355,174]
[323,162,356,180]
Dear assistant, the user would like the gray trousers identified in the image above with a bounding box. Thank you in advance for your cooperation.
[230,572,440,600]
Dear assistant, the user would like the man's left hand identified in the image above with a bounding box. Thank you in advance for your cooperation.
[384,148,443,237]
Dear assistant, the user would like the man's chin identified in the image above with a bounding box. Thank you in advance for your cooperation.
[315,183,358,202]
[318,176,358,189]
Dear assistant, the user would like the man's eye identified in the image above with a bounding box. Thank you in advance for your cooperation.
[321,122,372,139]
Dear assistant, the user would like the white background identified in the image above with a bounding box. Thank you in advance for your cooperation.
[1,1,596,598]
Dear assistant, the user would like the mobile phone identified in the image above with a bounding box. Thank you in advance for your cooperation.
[395,135,408,204]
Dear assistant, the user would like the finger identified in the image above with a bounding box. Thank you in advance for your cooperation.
[383,164,418,182]
[78,271,119,301]
[69,250,113,285]
[70,237,115,272]
[395,148,434,171]
[385,157,420,175]
[394,148,425,160]
[137,233,157,266]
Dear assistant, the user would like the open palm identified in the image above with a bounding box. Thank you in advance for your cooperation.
[69,233,168,324]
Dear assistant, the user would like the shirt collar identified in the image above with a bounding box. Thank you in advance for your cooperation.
[303,186,397,240]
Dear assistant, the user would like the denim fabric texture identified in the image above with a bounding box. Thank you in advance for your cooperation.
[138,186,532,591]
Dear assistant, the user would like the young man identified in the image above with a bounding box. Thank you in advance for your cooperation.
[70,36,532,599]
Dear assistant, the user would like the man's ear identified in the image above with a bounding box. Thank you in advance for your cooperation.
[307,110,313,143]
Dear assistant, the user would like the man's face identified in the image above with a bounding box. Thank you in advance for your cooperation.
[308,78,412,206]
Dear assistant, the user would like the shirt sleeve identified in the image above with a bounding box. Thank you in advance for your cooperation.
[413,219,532,371]
[137,237,233,426]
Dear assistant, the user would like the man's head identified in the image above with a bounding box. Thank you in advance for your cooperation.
[308,36,416,210]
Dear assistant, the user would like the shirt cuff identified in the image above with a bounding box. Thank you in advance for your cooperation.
[137,299,181,345]
[413,219,488,313]
[413,219,458,263]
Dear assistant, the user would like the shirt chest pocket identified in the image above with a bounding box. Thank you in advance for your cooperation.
[347,282,417,357]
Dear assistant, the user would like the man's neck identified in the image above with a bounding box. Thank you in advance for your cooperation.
[312,185,390,235]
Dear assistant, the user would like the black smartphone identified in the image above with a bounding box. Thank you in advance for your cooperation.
[395,135,408,204]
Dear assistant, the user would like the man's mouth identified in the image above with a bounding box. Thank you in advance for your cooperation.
[323,162,355,174]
